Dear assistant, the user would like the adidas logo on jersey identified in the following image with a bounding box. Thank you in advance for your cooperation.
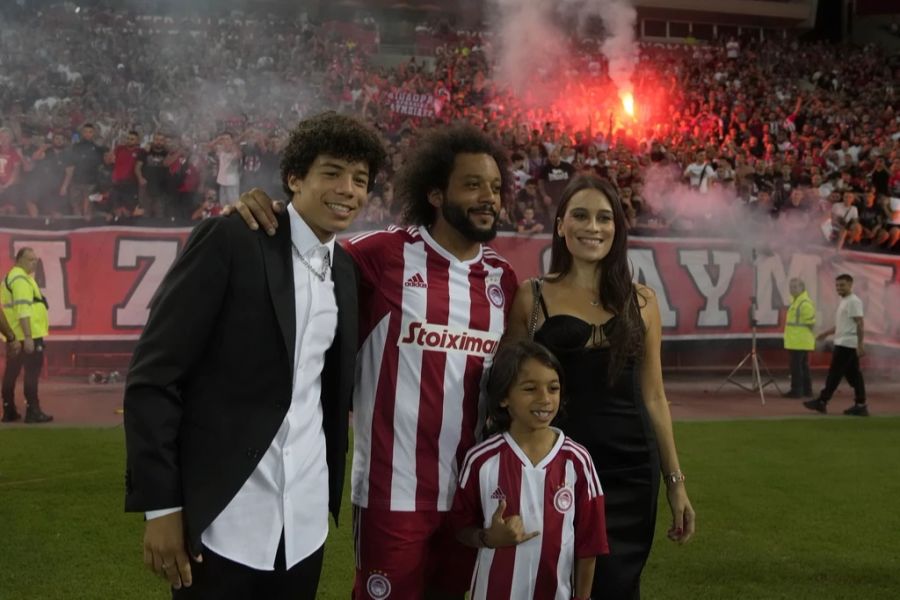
[490,487,506,501]
[404,273,427,288]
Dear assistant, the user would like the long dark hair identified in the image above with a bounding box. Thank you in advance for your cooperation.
[395,123,512,227]
[547,175,645,381]
[486,341,564,435]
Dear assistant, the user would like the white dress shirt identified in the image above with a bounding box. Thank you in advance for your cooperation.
[147,204,338,571]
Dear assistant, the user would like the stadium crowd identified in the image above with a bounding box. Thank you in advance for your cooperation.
[1,2,899,252]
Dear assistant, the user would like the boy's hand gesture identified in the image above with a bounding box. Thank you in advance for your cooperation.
[484,499,540,548]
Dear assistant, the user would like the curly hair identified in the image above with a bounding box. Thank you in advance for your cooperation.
[280,112,387,197]
[395,123,511,227]
[485,340,565,435]
[547,175,646,383]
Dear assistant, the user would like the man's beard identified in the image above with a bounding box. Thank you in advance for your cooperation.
[441,201,498,243]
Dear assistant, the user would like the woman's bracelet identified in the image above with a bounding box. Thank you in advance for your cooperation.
[663,469,686,487]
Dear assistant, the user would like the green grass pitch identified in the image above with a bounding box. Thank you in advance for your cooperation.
[1,418,899,599]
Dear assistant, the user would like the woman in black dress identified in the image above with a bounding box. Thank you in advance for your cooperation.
[505,175,695,599]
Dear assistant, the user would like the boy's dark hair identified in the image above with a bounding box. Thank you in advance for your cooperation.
[281,112,387,197]
[836,273,854,283]
[396,123,511,227]
[486,340,564,434]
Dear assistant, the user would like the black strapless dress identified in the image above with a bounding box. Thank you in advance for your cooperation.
[535,312,661,600]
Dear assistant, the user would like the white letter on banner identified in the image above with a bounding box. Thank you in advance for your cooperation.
[114,239,180,327]
[756,252,822,326]
[628,249,676,327]
[540,244,552,275]
[678,250,740,327]
[11,240,73,328]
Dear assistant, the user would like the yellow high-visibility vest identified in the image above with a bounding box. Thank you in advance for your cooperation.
[784,290,816,351]
[1,266,49,340]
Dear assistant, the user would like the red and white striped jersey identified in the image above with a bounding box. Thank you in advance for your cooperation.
[345,226,518,512]
[450,430,608,600]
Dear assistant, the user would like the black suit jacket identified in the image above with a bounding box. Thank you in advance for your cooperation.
[124,211,357,556]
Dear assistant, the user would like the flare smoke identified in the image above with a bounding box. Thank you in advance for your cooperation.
[489,0,638,100]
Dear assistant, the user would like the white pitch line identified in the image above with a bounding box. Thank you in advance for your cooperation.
[0,468,106,488]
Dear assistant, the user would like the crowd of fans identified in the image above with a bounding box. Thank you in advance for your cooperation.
[1,3,900,253]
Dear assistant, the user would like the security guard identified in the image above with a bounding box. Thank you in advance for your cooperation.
[783,277,816,398]
[1,247,52,423]
[0,306,18,421]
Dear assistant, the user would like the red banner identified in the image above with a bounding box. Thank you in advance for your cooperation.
[489,233,900,349]
[0,226,189,341]
[2,227,898,348]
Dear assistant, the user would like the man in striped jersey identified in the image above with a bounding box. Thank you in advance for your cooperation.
[235,124,518,599]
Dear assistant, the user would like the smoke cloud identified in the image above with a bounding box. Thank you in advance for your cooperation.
[640,162,828,256]
[488,0,638,102]
[488,0,570,100]
[0,1,327,148]
[592,1,638,97]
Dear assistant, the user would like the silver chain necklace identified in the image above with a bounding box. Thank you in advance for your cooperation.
[297,250,330,282]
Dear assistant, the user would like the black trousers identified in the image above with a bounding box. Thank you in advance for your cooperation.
[819,345,866,403]
[788,350,812,396]
[174,191,198,221]
[2,338,44,409]
[110,182,139,211]
[172,535,324,600]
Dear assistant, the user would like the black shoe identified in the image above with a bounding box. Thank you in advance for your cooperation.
[803,399,828,414]
[24,410,53,424]
[782,391,803,399]
[1,407,21,422]
[843,404,870,417]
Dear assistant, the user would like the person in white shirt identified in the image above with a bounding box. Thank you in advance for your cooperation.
[510,151,531,192]
[828,191,861,251]
[124,113,387,598]
[682,150,716,194]
[212,132,242,205]
[804,274,869,416]
[726,37,740,60]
